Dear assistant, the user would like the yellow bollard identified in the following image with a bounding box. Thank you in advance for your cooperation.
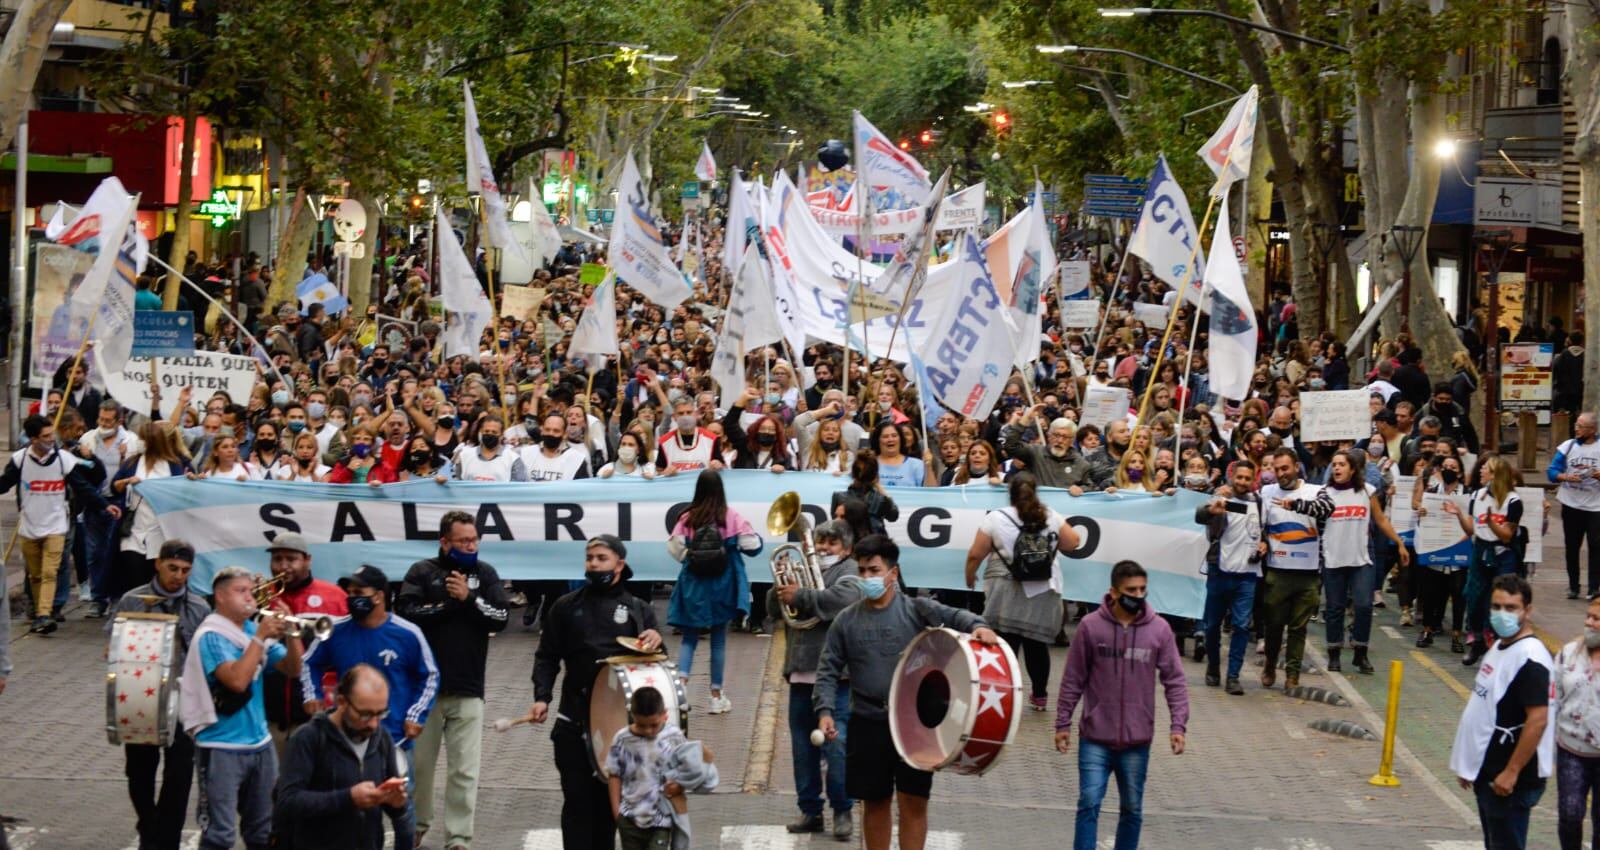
[1369,659,1404,787]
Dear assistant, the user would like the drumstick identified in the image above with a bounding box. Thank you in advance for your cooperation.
[493,713,536,733]
[810,729,826,747]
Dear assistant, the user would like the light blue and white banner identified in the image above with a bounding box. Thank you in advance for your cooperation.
[137,471,1211,618]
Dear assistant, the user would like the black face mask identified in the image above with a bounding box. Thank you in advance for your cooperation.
[256,438,277,453]
[347,595,377,620]
[479,433,501,450]
[584,570,616,590]
[756,433,777,447]
[820,439,840,452]
[408,451,432,468]
[1441,468,1461,484]
[540,434,563,450]
[1117,594,1146,615]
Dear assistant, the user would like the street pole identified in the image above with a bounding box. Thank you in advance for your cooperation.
[9,115,28,448]
[1387,225,1425,338]
[1476,229,1516,453]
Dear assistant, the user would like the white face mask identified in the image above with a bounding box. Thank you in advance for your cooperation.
[618,446,638,464]
[818,553,841,568]
[99,426,118,438]
[676,414,698,432]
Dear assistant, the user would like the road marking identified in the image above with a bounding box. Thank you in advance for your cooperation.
[741,626,788,794]
[718,824,962,849]
[521,828,563,849]
[1423,842,1483,850]
[1380,626,1403,641]
[9,827,48,850]
[1410,650,1472,700]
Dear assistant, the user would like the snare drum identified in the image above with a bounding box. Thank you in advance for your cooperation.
[586,660,687,779]
[106,613,181,747]
[888,627,1023,775]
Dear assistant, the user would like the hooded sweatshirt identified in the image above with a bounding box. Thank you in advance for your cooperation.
[1056,594,1190,749]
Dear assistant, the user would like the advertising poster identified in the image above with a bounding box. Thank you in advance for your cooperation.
[30,242,100,390]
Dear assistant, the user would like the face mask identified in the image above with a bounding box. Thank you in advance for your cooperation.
[618,446,638,464]
[353,394,372,408]
[756,432,777,447]
[540,434,562,450]
[820,438,840,452]
[523,416,539,431]
[878,400,893,412]
[372,358,388,369]
[1489,609,1522,639]
[438,416,456,429]
[1117,593,1146,615]
[480,433,501,450]
[307,402,327,419]
[408,450,432,467]
[351,443,372,458]
[1094,372,1109,381]
[256,438,278,453]
[328,417,347,429]
[1127,467,1144,482]
[448,547,478,568]
[1183,474,1210,489]
[765,393,782,406]
[1441,468,1461,484]
[818,553,841,568]
[667,389,685,405]
[676,415,698,432]
[347,595,376,620]
[287,420,306,433]
[672,358,686,371]
[860,576,887,600]
[1586,628,1600,650]
[1308,378,1326,390]
[99,426,118,438]
[584,569,615,589]
[271,390,290,406]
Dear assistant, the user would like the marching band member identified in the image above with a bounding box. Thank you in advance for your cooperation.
[109,539,210,850]
[260,533,347,757]
[815,534,998,850]
[528,535,665,850]
[770,519,864,840]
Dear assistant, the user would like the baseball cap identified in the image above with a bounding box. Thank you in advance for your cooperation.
[266,532,311,555]
[586,534,627,559]
[338,564,389,592]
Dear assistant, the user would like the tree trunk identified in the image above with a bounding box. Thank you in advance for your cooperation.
[346,189,379,315]
[0,0,72,153]
[163,108,198,309]
[270,187,315,307]
[1566,1,1600,414]
[1244,139,1271,307]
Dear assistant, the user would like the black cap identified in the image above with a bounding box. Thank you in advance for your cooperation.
[586,534,627,559]
[1373,409,1398,426]
[338,564,390,592]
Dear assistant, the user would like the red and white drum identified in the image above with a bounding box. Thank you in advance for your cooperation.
[106,613,181,747]
[888,627,1023,776]
[587,661,688,779]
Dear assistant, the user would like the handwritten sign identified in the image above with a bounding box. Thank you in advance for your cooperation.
[1061,299,1100,329]
[1298,389,1372,443]
[1082,385,1131,431]
[1130,302,1169,329]
[98,350,258,418]
[500,285,546,320]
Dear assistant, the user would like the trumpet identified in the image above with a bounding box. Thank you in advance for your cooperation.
[252,609,334,643]
[767,491,825,630]
[252,573,290,608]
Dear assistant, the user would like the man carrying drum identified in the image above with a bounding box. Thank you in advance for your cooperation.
[528,534,665,850]
[108,539,210,850]
[815,534,999,850]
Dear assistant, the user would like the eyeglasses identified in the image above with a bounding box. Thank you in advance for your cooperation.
[347,705,390,723]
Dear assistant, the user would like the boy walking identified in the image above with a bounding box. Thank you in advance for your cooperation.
[606,686,718,850]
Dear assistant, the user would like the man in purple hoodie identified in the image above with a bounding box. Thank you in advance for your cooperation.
[1055,560,1190,850]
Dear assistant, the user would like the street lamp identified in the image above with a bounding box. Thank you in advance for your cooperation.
[1035,44,1239,93]
[1001,80,1053,88]
[1385,225,1425,333]
[1474,229,1523,450]
[1097,7,1349,52]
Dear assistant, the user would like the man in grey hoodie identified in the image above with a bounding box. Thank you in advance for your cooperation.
[1055,560,1190,850]
[815,534,997,850]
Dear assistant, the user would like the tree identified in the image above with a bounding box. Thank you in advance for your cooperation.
[1566,4,1600,414]
[0,0,72,153]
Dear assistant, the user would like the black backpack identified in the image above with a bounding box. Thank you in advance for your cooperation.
[1000,512,1056,582]
[686,523,729,577]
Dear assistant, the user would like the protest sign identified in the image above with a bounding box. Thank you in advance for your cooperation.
[1298,389,1372,442]
[1412,492,1472,567]
[96,349,258,418]
[1131,301,1169,329]
[1061,300,1100,328]
[1082,385,1131,431]
[29,242,99,390]
[1059,260,1091,298]
[1390,475,1416,534]
[500,285,546,320]
[579,263,608,285]
[1517,486,1545,562]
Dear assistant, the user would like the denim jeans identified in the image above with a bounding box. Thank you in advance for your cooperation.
[82,509,119,605]
[1323,564,1375,648]
[1474,780,1544,850]
[1465,540,1520,640]
[788,682,851,817]
[195,745,277,850]
[1203,571,1256,679]
[1074,740,1150,850]
[679,624,728,689]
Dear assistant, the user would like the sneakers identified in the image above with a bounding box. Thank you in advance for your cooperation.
[708,694,732,715]
[786,814,824,834]
[1399,607,1413,627]
[1451,634,1466,654]
[1029,695,1048,712]
[77,584,92,602]
[833,808,853,841]
[28,617,57,635]
[1416,630,1434,648]
[1225,678,1244,696]
[85,601,108,620]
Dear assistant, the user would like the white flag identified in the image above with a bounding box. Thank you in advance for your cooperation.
[611,150,692,309]
[910,231,1017,423]
[866,170,950,301]
[673,214,691,264]
[1200,187,1258,401]
[695,142,717,183]
[53,177,141,374]
[853,110,931,211]
[985,181,1058,369]
[464,81,527,264]
[526,177,563,262]
[710,245,783,403]
[1198,85,1259,196]
[723,170,755,276]
[568,271,619,373]
[436,209,492,359]
[1127,155,1207,305]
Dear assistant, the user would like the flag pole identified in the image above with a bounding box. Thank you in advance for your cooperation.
[1089,242,1136,362]
[479,199,509,400]
[147,255,293,397]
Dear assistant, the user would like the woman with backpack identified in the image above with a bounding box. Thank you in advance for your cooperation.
[829,452,899,538]
[667,469,764,714]
[961,474,1082,710]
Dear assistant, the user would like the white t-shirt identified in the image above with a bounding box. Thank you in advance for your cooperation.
[455,448,522,482]
[270,460,332,482]
[520,445,588,482]
[201,462,264,482]
[1321,483,1374,569]
[982,506,1066,596]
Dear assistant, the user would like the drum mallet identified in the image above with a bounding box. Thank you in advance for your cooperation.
[493,712,537,733]
[810,729,826,746]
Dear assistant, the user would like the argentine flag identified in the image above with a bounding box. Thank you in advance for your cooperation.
[297,273,348,316]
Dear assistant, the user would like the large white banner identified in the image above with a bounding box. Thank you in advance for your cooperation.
[436,209,491,358]
[463,82,527,264]
[137,472,1212,618]
[611,150,692,309]
[910,231,1016,424]
[854,110,931,210]
[807,182,986,238]
[97,350,258,418]
[52,177,142,374]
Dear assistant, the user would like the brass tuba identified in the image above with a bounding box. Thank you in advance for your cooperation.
[766,491,825,630]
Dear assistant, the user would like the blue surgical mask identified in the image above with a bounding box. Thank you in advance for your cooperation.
[765,392,782,406]
[1489,610,1522,639]
[448,548,478,568]
[306,402,327,419]
[860,576,887,600]
[287,420,306,433]
[271,390,290,407]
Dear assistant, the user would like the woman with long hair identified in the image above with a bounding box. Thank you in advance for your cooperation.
[1450,350,1480,415]
[598,431,656,479]
[800,417,853,474]
[666,470,763,714]
[1447,455,1525,665]
[327,425,395,485]
[868,419,930,488]
[1108,449,1164,494]
[724,390,793,472]
[271,432,330,482]
[397,434,452,482]
[1310,449,1407,674]
[947,440,1003,487]
[963,474,1081,710]
[112,422,192,594]
[1553,596,1600,850]
[193,435,260,481]
[830,451,900,537]
[247,421,285,477]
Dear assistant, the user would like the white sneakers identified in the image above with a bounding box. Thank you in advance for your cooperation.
[708,694,733,715]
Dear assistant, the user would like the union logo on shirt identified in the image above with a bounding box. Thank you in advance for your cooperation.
[26,480,65,492]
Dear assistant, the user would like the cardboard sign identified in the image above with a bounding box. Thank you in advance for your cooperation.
[1082,385,1131,431]
[1131,301,1169,329]
[98,350,258,418]
[1298,389,1372,443]
[500,285,546,320]
[131,311,195,358]
[1061,300,1100,329]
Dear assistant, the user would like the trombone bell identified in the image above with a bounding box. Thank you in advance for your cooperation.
[767,490,803,537]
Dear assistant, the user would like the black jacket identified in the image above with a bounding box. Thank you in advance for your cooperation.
[530,571,661,726]
[394,555,509,698]
[274,712,404,850]
[1420,399,1481,454]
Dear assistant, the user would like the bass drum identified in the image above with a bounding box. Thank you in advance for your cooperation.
[106,612,181,747]
[888,627,1022,775]
[586,661,687,779]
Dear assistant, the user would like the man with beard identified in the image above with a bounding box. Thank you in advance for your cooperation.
[1264,406,1311,470]
[1086,420,1131,490]
[1004,411,1090,493]
[275,665,409,850]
